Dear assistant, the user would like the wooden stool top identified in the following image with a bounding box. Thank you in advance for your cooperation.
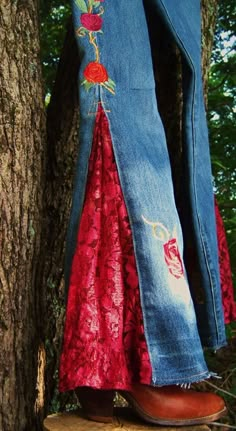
[43,407,211,431]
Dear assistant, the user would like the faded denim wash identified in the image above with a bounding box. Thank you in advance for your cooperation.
[64,0,226,386]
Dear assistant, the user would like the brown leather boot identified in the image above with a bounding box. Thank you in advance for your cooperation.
[120,384,227,426]
[75,387,115,423]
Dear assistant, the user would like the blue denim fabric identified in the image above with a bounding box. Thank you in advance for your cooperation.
[65,0,226,385]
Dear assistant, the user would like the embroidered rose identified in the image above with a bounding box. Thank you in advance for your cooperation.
[163,238,184,279]
[81,13,103,31]
[84,61,108,83]
[75,0,115,95]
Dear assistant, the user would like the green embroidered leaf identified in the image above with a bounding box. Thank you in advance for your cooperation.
[104,80,115,95]
[90,0,101,7]
[83,81,94,91]
[108,78,116,89]
[75,0,88,13]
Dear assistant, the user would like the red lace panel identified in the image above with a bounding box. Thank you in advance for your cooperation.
[59,105,235,392]
[59,105,152,391]
[215,200,236,324]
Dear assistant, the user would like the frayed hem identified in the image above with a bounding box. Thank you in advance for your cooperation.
[151,370,221,387]
[177,371,222,388]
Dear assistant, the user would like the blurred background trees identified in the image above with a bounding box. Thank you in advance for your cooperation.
[208,0,236,286]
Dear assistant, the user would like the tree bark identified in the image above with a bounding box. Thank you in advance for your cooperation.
[201,0,219,104]
[41,18,80,414]
[0,1,46,430]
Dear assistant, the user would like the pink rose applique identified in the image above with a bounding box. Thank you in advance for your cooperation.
[81,13,103,32]
[163,238,184,279]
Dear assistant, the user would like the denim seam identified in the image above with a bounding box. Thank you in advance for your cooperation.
[191,89,220,345]
[197,224,222,340]
[151,370,218,386]
[153,370,212,381]
[151,368,217,383]
[104,104,156,382]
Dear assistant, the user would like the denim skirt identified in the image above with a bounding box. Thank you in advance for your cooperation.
[63,0,226,387]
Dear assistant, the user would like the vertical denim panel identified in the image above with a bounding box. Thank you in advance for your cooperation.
[151,0,226,348]
[64,0,226,386]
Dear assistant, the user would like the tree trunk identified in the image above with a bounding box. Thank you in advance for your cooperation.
[41,19,80,414]
[201,0,219,104]
[0,1,46,430]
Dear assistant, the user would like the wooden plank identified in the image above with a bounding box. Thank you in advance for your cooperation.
[43,407,211,431]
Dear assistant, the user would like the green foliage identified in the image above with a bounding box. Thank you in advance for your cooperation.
[40,0,71,95]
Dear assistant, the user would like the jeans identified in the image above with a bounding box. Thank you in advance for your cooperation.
[65,0,226,385]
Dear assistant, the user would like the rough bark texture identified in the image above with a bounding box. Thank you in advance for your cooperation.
[201,0,219,105]
[41,19,80,414]
[0,1,46,430]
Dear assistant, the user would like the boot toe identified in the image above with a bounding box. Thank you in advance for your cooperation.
[121,384,227,426]
[199,391,226,418]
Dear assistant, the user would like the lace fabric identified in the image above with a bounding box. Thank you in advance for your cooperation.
[59,105,152,391]
[59,105,235,392]
[215,200,236,324]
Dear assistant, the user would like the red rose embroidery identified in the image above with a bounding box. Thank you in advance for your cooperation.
[163,238,184,279]
[80,13,103,32]
[84,62,108,83]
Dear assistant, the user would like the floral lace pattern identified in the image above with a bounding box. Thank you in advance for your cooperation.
[59,104,152,392]
[59,106,235,392]
[215,200,236,324]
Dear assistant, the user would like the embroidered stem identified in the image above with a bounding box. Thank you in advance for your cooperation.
[88,0,93,13]
[142,215,170,242]
[89,32,100,62]
[142,215,184,279]
[98,6,104,16]
[75,0,116,96]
